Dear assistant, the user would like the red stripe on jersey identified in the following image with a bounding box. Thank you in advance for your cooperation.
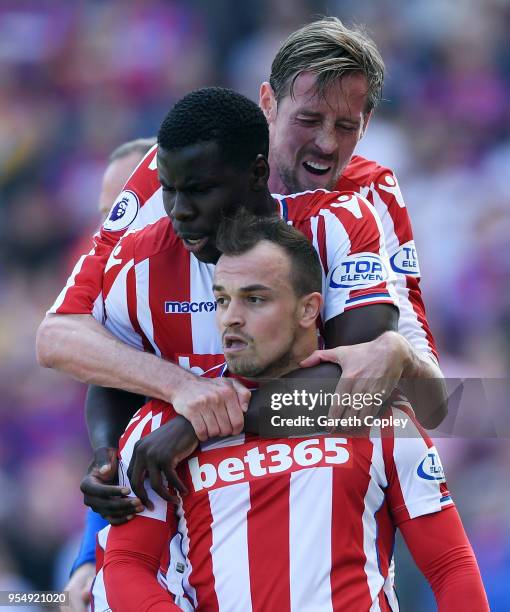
[147,237,193,359]
[330,437,375,610]
[247,477,291,612]
[317,214,328,275]
[122,146,160,209]
[95,535,105,574]
[381,419,411,524]
[126,263,153,353]
[181,494,219,611]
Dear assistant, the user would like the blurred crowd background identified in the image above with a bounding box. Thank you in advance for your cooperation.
[0,0,509,609]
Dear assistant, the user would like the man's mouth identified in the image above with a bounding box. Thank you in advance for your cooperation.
[223,334,249,353]
[180,235,209,253]
[302,160,332,176]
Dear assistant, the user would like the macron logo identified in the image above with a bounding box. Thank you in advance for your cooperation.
[165,300,217,314]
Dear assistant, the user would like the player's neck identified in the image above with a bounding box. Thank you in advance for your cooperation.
[247,189,279,217]
[254,335,318,380]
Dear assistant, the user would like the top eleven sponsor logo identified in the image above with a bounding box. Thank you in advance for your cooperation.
[390,240,420,276]
[416,448,445,482]
[165,300,217,314]
[329,252,388,289]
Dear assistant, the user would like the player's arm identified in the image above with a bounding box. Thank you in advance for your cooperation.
[300,193,447,428]
[370,167,439,362]
[81,386,146,524]
[384,409,488,608]
[103,516,180,612]
[399,508,489,610]
[36,234,249,442]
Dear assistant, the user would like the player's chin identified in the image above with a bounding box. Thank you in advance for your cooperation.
[297,165,336,192]
[225,355,256,377]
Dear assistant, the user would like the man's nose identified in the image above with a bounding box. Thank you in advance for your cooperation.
[314,126,337,156]
[171,193,196,222]
[221,300,245,329]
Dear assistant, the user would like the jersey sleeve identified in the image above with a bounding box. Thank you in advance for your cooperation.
[382,405,454,526]
[48,145,163,316]
[366,169,438,362]
[101,230,148,351]
[321,192,399,323]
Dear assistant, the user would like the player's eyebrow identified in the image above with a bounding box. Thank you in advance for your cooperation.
[212,284,273,293]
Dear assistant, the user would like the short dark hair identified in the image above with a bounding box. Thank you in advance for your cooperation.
[108,137,157,163]
[158,87,269,168]
[270,17,385,114]
[216,210,322,297]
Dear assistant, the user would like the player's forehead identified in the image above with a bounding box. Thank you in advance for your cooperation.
[281,71,369,118]
[214,241,293,292]
[157,141,232,184]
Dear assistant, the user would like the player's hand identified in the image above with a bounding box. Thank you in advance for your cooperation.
[171,375,250,441]
[80,447,144,525]
[127,416,199,510]
[61,562,95,612]
[300,331,408,430]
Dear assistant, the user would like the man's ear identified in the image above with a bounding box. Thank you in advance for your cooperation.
[299,292,323,329]
[259,82,277,123]
[250,155,270,191]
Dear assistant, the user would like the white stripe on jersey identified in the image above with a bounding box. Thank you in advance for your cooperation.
[361,445,386,611]
[91,526,112,612]
[104,258,143,350]
[135,258,161,356]
[175,502,198,608]
[119,411,168,522]
[391,409,451,518]
[189,255,222,354]
[289,467,333,612]
[316,209,351,322]
[209,483,253,612]
[309,215,327,300]
[49,247,96,313]
[167,531,195,612]
[368,185,431,356]
[132,186,166,229]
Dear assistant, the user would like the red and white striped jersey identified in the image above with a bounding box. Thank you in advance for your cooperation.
[87,189,397,365]
[49,146,438,361]
[105,376,453,612]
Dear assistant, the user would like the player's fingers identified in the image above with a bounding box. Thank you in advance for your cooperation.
[80,478,129,498]
[226,401,245,436]
[128,460,151,509]
[189,413,208,442]
[147,465,171,506]
[201,407,221,439]
[212,394,236,437]
[93,447,118,479]
[99,499,142,515]
[231,379,251,412]
[163,464,188,498]
[300,348,343,368]
[105,515,134,526]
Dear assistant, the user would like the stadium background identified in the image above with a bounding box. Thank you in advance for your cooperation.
[0,0,509,608]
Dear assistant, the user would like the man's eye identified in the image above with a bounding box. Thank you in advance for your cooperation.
[297,118,318,126]
[215,296,228,306]
[247,296,264,304]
